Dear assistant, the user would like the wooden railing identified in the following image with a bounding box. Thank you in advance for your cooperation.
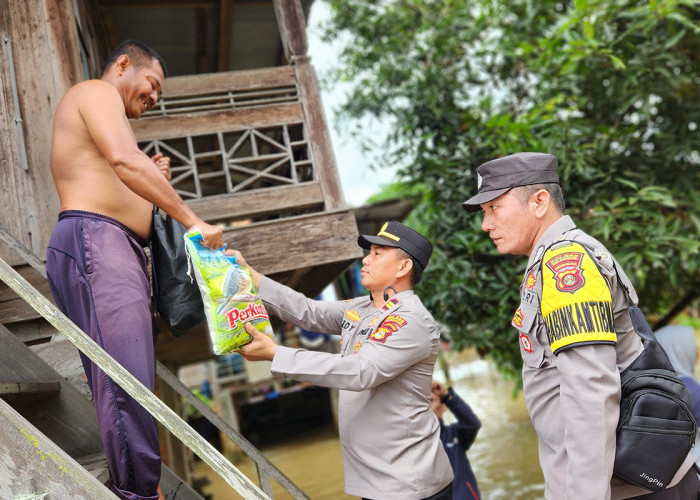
[0,229,309,499]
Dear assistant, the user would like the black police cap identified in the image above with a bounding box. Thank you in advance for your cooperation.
[462,152,559,212]
[357,221,432,270]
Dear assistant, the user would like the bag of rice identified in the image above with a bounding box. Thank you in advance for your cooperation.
[184,230,273,354]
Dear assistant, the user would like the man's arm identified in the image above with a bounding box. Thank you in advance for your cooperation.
[239,309,433,391]
[442,389,482,449]
[79,81,223,249]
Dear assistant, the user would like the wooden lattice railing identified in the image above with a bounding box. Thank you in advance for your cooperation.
[131,66,334,226]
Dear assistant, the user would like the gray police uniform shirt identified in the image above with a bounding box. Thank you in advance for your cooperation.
[260,275,454,500]
[513,215,694,499]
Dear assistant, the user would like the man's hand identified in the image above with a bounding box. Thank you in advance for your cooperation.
[431,380,448,398]
[151,152,171,181]
[188,220,224,250]
[238,323,277,361]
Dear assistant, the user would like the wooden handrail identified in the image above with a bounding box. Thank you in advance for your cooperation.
[0,256,268,499]
[156,361,310,500]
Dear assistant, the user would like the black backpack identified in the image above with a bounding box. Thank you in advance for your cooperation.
[614,303,696,491]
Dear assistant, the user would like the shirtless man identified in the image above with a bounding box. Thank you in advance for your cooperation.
[45,39,222,500]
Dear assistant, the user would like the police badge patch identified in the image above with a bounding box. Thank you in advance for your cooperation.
[369,315,407,343]
[545,251,585,293]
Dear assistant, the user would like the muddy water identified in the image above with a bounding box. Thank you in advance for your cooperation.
[193,351,544,499]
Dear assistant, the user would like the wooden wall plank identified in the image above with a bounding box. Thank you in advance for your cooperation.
[162,66,295,97]
[186,182,323,223]
[132,102,304,140]
[0,1,85,264]
[223,210,362,275]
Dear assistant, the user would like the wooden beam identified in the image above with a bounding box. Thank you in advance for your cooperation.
[272,0,308,60]
[131,102,304,139]
[196,8,210,74]
[0,399,113,497]
[294,62,346,210]
[222,209,362,275]
[217,0,235,72]
[186,182,323,223]
[162,66,295,97]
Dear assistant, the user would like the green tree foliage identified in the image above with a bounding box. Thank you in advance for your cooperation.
[323,0,700,376]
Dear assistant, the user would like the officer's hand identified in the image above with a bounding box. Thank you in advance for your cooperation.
[188,220,224,250]
[225,249,249,269]
[224,249,261,289]
[237,323,277,361]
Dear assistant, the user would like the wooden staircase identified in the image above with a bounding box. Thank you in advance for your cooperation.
[0,322,205,499]
[0,229,310,498]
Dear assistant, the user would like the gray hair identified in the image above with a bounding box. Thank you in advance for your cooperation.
[515,183,565,212]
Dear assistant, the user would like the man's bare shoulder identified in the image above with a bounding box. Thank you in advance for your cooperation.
[59,79,121,109]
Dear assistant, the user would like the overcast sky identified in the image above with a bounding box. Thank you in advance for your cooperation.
[306,2,399,207]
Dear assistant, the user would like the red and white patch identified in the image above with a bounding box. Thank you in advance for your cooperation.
[512,308,524,328]
[369,315,407,343]
[526,273,537,289]
[545,251,585,293]
[519,333,533,352]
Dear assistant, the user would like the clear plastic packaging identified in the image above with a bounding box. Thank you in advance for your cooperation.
[184,230,273,354]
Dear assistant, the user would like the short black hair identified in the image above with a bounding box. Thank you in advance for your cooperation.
[101,39,167,78]
[397,249,424,285]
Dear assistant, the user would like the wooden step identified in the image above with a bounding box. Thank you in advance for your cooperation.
[0,380,60,398]
[30,338,92,399]
[76,453,111,485]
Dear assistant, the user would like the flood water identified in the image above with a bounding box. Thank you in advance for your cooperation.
[193,350,544,499]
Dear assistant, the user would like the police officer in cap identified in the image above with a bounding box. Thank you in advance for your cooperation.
[462,152,699,499]
[234,221,454,500]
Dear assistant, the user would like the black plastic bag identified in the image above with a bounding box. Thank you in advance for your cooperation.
[152,207,205,336]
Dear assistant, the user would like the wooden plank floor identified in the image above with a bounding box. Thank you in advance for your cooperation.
[192,425,355,499]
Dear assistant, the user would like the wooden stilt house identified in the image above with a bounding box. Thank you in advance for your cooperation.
[0,0,360,496]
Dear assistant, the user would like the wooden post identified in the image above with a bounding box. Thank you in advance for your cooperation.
[156,364,191,486]
[273,0,347,211]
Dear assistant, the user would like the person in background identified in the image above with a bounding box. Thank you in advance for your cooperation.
[654,325,700,467]
[430,380,482,499]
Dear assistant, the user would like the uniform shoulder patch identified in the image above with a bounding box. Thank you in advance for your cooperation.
[344,310,360,322]
[381,298,399,311]
[541,241,617,355]
[369,314,407,343]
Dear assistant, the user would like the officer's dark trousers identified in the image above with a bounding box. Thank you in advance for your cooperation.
[46,211,160,500]
[630,464,700,499]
